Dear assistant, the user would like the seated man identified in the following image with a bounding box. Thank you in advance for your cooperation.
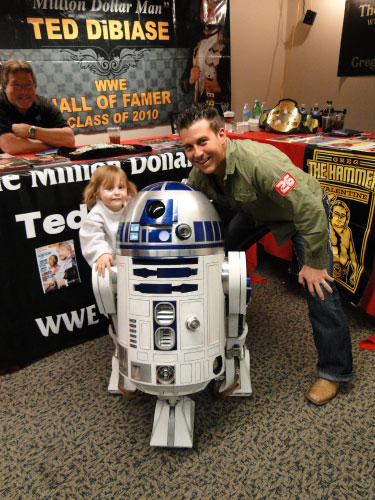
[0,59,75,154]
[176,103,353,406]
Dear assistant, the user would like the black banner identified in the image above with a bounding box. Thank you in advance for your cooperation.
[0,149,191,370]
[303,145,375,305]
[0,0,231,132]
[338,0,375,77]
[0,0,175,50]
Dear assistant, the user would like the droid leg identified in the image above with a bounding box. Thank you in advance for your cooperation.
[150,397,195,448]
[220,252,252,397]
[92,267,120,393]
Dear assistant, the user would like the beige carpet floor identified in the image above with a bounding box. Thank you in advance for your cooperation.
[1,250,375,500]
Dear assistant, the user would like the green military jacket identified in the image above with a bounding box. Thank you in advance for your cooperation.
[188,138,329,269]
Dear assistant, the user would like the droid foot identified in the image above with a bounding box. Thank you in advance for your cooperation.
[216,348,252,397]
[150,397,195,448]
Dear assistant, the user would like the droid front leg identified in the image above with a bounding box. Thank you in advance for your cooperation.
[91,267,121,394]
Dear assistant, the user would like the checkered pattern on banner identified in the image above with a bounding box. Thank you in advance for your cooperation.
[0,48,193,132]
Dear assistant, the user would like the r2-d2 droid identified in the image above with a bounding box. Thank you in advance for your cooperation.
[92,181,251,447]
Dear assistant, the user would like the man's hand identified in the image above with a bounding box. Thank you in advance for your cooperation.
[95,253,114,278]
[189,65,201,85]
[298,265,334,300]
[12,123,32,139]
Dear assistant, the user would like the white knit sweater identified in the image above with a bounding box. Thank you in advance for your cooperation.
[79,199,130,267]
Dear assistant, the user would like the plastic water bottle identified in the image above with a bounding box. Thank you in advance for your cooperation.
[322,100,334,132]
[311,103,321,128]
[311,103,320,117]
[252,99,262,120]
[242,103,251,122]
[324,100,334,115]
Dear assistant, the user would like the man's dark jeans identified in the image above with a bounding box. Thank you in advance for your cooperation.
[224,194,353,381]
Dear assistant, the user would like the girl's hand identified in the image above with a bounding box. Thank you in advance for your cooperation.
[95,254,114,277]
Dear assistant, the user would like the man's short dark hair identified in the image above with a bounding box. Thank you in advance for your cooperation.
[1,59,37,89]
[176,103,224,134]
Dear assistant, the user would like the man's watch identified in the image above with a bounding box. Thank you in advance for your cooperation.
[29,125,37,137]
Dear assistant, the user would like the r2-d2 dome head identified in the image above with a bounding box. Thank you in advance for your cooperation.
[117,180,224,257]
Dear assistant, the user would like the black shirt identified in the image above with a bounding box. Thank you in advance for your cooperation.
[0,92,68,136]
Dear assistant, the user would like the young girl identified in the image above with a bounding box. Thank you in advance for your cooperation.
[79,164,137,276]
[80,165,137,395]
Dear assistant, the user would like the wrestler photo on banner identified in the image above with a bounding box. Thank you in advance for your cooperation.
[304,145,375,304]
[328,195,359,288]
[179,0,231,114]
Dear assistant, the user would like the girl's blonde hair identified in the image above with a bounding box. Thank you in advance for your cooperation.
[83,165,137,210]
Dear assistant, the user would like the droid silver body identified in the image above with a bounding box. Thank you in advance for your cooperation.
[92,181,251,447]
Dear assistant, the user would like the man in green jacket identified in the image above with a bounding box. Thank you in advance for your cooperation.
[176,103,353,406]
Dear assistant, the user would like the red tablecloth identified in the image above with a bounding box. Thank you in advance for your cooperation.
[228,131,307,170]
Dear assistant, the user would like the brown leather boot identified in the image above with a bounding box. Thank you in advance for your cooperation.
[305,378,340,406]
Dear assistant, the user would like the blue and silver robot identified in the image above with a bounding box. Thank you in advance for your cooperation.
[92,181,251,447]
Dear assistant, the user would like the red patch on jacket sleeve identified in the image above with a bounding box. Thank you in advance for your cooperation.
[274,172,297,196]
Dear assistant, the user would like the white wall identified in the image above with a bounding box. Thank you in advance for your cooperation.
[231,0,375,132]
[285,0,375,131]
[230,0,288,124]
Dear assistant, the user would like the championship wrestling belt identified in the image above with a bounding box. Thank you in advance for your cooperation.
[205,91,215,106]
[333,261,349,279]
[259,98,319,134]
